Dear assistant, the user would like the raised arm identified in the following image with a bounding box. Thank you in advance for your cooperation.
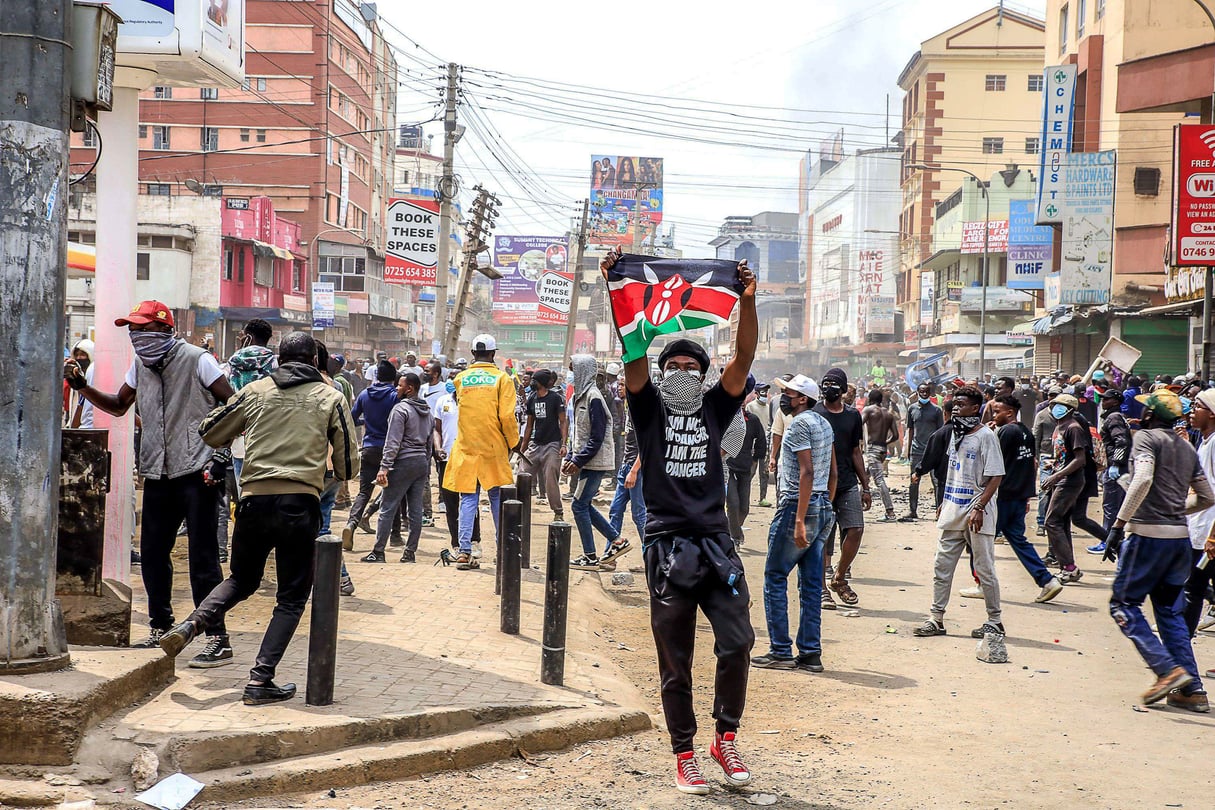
[719,261,757,398]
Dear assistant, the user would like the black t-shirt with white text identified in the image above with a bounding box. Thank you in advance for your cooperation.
[813,402,864,492]
[628,378,743,537]
[997,422,1036,500]
[527,390,565,447]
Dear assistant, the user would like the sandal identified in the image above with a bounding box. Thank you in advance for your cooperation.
[913,619,947,637]
[830,579,859,606]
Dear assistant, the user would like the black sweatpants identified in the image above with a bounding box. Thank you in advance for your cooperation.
[141,471,225,635]
[643,534,755,754]
[725,467,753,542]
[191,493,321,683]
[346,445,383,527]
[1184,548,1215,636]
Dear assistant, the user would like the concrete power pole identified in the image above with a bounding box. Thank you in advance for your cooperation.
[563,200,590,362]
[442,186,499,356]
[433,62,459,354]
[0,0,72,673]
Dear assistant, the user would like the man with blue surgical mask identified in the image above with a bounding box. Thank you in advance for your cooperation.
[903,382,943,521]
[65,300,236,664]
[1041,393,1097,584]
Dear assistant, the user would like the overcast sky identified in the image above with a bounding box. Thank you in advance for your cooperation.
[383,0,1048,257]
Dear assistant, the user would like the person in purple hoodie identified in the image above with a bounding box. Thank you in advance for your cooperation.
[342,360,402,550]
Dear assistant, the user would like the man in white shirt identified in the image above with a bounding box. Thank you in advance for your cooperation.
[1184,390,1215,639]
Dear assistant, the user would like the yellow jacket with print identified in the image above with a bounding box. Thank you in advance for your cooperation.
[199,362,359,497]
[442,361,518,492]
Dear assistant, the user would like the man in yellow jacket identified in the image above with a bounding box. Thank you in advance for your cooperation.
[444,334,519,569]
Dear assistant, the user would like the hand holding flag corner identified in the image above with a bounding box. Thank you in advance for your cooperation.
[606,254,745,363]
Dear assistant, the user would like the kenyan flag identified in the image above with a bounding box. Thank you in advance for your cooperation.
[607,255,744,362]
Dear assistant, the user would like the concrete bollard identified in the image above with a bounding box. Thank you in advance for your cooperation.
[306,534,342,706]
[500,499,522,635]
[515,471,532,569]
[541,521,572,686]
[496,484,517,595]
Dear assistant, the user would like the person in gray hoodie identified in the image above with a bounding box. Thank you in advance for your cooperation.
[364,372,434,562]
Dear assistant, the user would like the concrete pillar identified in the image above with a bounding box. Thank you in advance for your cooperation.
[0,0,72,673]
[93,81,151,584]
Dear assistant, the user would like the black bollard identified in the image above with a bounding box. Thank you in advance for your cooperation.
[500,499,523,635]
[307,534,343,706]
[515,471,532,569]
[541,521,572,685]
[496,484,517,595]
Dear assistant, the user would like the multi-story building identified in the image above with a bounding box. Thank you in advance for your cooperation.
[897,7,1046,355]
[1038,0,1207,376]
[707,212,800,369]
[67,0,401,360]
[800,146,902,377]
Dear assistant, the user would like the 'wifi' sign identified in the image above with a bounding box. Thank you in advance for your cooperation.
[1173,124,1215,267]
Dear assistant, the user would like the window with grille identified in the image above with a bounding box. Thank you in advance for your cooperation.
[136,252,150,281]
[1028,74,1044,92]
[152,126,170,150]
[200,87,218,100]
[985,75,1006,92]
[256,129,266,143]
[146,183,172,196]
[82,127,96,147]
[1025,137,1040,154]
[240,128,250,142]
[153,86,172,99]
[223,249,234,281]
[201,127,219,152]
[1077,0,1087,38]
[1059,5,1069,53]
[139,125,147,139]
[982,137,1004,154]
[202,185,223,198]
[1133,167,1161,196]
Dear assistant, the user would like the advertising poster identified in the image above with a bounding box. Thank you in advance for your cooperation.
[589,155,664,247]
[865,296,896,335]
[312,282,335,328]
[1058,151,1116,305]
[492,236,573,325]
[385,197,440,285]
[920,270,935,329]
[1007,199,1053,289]
[109,0,176,38]
[960,220,1009,254]
[1037,64,1078,224]
[1171,124,1215,266]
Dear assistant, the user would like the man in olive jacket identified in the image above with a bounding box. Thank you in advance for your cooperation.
[159,332,359,706]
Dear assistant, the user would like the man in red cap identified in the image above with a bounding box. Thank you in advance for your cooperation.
[65,301,236,662]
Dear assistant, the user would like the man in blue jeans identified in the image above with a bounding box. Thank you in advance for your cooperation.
[605,409,646,568]
[1105,389,1213,711]
[752,374,837,673]
[565,354,631,570]
[990,395,1063,603]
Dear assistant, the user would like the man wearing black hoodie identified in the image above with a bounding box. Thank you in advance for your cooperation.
[365,373,433,563]
[159,331,358,705]
[343,360,400,549]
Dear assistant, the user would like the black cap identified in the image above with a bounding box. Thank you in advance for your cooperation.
[656,339,710,373]
[823,367,848,386]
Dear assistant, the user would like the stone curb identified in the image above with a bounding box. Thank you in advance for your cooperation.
[188,705,651,803]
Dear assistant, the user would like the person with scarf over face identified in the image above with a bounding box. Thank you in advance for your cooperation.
[564,354,630,569]
[599,247,758,796]
[65,300,236,665]
[913,385,1006,643]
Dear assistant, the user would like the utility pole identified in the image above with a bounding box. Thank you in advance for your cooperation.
[434,62,459,354]
[563,199,590,362]
[442,185,500,356]
[0,0,72,673]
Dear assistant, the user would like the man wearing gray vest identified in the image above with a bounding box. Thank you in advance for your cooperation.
[65,300,235,662]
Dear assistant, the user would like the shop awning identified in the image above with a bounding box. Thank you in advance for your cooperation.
[252,240,294,261]
[1128,300,1201,317]
[220,306,311,326]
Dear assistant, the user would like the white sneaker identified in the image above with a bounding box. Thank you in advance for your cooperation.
[959,586,984,599]
[1198,607,1215,633]
[437,502,447,514]
[1034,577,1064,603]
[471,541,483,559]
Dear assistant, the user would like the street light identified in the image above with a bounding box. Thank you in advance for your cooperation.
[908,163,991,375]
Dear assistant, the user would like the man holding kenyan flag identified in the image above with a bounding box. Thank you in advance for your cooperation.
[601,246,758,796]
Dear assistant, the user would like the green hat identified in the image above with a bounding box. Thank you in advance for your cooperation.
[1135,389,1185,422]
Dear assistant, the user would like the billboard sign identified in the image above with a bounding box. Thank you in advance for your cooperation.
[865,296,896,335]
[960,286,1034,313]
[491,236,573,325]
[920,270,935,329]
[1058,151,1116,305]
[385,197,440,285]
[311,282,335,328]
[960,220,1009,254]
[1007,199,1053,289]
[1171,123,1215,266]
[1165,265,1206,303]
[1036,64,1077,224]
[589,155,664,247]
[110,0,246,85]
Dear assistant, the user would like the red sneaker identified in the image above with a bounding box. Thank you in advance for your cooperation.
[674,751,710,795]
[710,731,752,786]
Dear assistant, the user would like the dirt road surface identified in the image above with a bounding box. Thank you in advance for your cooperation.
[217,467,1213,809]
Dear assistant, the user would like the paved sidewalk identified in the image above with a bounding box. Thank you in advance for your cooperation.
[96,497,649,785]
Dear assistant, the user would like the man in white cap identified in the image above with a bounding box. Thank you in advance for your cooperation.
[443,334,519,570]
[752,374,837,673]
